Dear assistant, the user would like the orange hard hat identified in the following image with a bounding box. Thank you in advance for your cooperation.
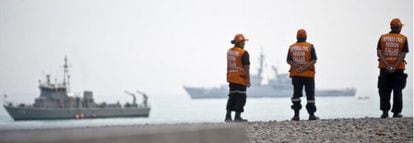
[232,34,248,44]
[390,18,403,27]
[297,29,307,38]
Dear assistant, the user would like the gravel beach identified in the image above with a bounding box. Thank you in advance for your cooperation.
[247,117,413,143]
[0,117,412,143]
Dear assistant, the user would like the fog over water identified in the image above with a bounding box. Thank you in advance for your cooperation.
[0,0,412,98]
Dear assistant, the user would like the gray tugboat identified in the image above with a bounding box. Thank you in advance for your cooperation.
[3,57,150,121]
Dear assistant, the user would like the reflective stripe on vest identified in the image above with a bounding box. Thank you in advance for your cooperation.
[288,42,315,78]
[378,33,407,69]
[227,47,248,86]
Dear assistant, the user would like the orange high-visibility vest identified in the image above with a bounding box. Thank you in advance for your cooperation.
[288,42,315,78]
[227,47,248,86]
[378,33,407,69]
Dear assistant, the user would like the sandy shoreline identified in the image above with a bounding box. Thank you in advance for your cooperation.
[0,117,412,143]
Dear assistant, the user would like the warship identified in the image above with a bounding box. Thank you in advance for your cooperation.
[3,57,150,121]
[184,51,356,99]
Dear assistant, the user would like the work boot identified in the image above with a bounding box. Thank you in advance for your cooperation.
[291,110,300,121]
[380,112,388,118]
[393,113,403,118]
[234,112,248,122]
[291,115,300,121]
[225,114,232,122]
[308,114,319,120]
[234,116,248,122]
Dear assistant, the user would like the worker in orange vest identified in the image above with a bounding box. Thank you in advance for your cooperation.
[377,18,409,118]
[225,34,250,122]
[287,29,319,121]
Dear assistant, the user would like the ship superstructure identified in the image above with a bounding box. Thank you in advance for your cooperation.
[3,57,150,120]
[184,51,356,99]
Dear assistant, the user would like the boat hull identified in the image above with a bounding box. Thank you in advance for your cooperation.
[4,105,150,121]
[184,86,356,99]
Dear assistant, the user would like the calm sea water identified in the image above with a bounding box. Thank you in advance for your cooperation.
[0,91,412,131]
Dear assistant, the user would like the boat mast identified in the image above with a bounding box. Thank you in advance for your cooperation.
[63,56,70,93]
[257,48,264,80]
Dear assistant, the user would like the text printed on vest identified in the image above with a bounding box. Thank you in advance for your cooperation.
[228,50,241,72]
[290,46,309,65]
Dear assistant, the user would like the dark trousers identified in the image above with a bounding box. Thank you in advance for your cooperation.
[226,83,247,112]
[291,76,316,114]
[378,69,406,114]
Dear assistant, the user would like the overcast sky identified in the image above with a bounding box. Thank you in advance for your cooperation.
[0,0,412,96]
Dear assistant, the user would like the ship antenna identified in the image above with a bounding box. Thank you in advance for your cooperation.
[63,56,71,93]
[271,65,278,80]
[2,93,6,105]
[258,47,264,80]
